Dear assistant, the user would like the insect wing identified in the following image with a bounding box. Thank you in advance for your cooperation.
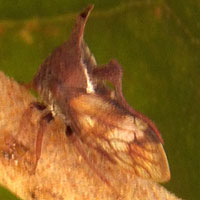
[69,93,170,183]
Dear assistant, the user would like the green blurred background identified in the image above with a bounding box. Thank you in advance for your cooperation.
[0,0,199,199]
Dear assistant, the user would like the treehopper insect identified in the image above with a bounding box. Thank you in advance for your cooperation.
[30,5,170,191]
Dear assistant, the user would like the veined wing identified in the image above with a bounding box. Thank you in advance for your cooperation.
[69,93,170,183]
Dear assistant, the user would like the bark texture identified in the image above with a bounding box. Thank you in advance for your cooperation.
[0,71,182,200]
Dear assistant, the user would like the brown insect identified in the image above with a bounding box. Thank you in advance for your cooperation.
[31,5,170,186]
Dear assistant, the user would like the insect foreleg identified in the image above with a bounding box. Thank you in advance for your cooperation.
[33,111,53,173]
[19,102,53,174]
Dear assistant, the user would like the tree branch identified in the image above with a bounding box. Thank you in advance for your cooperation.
[0,71,182,200]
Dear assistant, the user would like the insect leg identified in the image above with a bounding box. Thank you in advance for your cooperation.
[33,111,53,173]
[19,102,53,173]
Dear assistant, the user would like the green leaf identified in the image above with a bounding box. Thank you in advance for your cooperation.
[0,187,20,200]
[0,0,199,199]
